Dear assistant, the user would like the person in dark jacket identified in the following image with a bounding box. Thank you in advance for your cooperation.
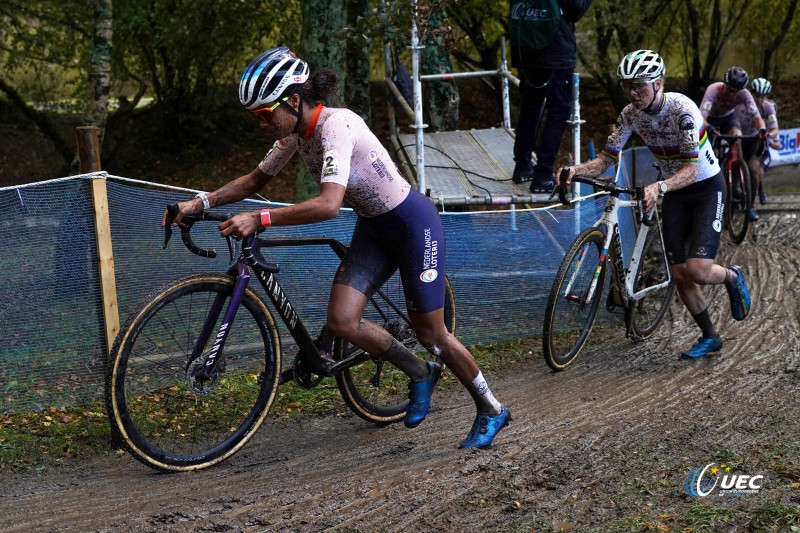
[510,0,592,192]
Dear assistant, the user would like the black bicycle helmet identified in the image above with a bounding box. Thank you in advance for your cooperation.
[239,47,309,111]
[723,66,749,92]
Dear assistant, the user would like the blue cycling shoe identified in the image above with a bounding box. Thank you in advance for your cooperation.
[680,336,723,359]
[759,190,768,205]
[404,361,441,428]
[725,266,751,321]
[748,208,759,221]
[459,406,511,449]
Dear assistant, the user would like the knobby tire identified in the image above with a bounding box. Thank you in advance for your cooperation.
[629,217,675,339]
[105,274,281,472]
[726,159,752,244]
[542,228,607,371]
[334,277,456,424]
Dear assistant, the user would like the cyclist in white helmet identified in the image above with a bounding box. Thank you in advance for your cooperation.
[164,47,510,449]
[557,50,752,360]
[747,77,781,205]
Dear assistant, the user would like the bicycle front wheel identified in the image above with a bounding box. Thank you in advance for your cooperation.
[542,228,607,371]
[106,274,281,472]
[726,159,752,244]
[629,218,676,339]
[334,276,456,424]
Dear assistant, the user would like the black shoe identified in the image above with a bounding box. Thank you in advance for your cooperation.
[530,178,555,193]
[512,168,533,184]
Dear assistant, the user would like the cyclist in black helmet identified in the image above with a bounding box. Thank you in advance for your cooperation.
[699,66,767,221]
[164,47,510,449]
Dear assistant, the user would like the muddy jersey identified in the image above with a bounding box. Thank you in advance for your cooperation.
[601,92,721,181]
[699,81,760,120]
[258,107,410,217]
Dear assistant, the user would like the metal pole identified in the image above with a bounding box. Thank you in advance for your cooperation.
[410,0,427,193]
[569,73,585,233]
[500,37,512,129]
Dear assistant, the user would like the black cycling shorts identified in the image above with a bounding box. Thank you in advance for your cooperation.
[334,189,446,314]
[661,171,725,265]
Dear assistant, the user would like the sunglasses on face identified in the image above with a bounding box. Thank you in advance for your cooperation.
[253,96,290,119]
[619,79,655,93]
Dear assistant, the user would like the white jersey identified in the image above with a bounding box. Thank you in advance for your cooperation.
[602,92,721,182]
[258,106,410,217]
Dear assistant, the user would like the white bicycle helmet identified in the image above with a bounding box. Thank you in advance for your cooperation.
[239,47,310,111]
[617,50,665,81]
[750,77,772,96]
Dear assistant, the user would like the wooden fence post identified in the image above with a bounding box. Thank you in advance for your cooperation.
[76,126,120,354]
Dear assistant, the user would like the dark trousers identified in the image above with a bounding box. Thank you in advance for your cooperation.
[513,67,573,178]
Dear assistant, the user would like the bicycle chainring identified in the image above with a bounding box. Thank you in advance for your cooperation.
[186,357,226,395]
[292,355,322,390]
[385,319,418,350]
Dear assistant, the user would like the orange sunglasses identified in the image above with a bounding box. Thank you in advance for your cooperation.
[253,96,290,119]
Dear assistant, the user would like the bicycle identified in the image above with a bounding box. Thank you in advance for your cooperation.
[711,131,766,244]
[105,206,456,472]
[541,168,676,371]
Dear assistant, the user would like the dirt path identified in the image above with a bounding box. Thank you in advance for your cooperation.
[2,198,799,533]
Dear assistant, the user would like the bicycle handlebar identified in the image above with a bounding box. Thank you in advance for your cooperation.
[710,130,768,155]
[163,204,281,273]
[556,169,655,226]
[163,203,236,261]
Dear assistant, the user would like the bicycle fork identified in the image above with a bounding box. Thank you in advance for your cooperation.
[187,261,251,389]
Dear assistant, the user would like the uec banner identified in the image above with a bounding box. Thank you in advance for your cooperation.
[770,127,800,166]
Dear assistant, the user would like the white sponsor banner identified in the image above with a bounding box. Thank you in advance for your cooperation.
[770,127,800,166]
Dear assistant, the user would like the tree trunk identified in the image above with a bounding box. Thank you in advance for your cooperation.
[420,0,459,132]
[299,0,346,200]
[345,0,371,123]
[761,0,799,79]
[87,0,113,147]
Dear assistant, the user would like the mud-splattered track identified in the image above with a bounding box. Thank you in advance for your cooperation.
[3,203,799,533]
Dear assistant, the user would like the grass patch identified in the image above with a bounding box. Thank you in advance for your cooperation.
[0,338,539,471]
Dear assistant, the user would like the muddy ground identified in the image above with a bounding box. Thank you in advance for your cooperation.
[3,181,800,532]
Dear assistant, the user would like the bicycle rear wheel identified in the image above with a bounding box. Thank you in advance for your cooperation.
[334,276,456,424]
[629,217,675,339]
[106,274,281,472]
[542,228,607,371]
[726,160,752,244]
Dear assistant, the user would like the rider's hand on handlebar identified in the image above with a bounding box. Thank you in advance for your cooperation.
[641,183,659,212]
[162,198,203,227]
[556,166,574,186]
[219,211,262,240]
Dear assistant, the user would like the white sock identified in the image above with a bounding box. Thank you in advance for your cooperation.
[470,371,502,413]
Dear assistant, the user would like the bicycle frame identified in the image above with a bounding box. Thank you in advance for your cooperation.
[166,217,412,387]
[564,170,672,335]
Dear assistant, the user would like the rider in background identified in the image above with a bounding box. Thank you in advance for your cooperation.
[557,50,752,359]
[164,47,510,449]
[699,66,767,221]
[748,77,781,205]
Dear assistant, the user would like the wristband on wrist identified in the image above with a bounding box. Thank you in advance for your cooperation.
[195,192,210,211]
[260,209,272,228]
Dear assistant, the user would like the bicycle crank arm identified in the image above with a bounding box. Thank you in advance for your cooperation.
[325,351,373,376]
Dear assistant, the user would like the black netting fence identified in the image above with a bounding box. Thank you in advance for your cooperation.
[0,148,656,413]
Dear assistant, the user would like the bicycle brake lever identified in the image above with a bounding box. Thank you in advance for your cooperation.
[163,204,179,249]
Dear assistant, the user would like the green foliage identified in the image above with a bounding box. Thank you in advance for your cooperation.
[0,0,93,103]
[112,0,301,140]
